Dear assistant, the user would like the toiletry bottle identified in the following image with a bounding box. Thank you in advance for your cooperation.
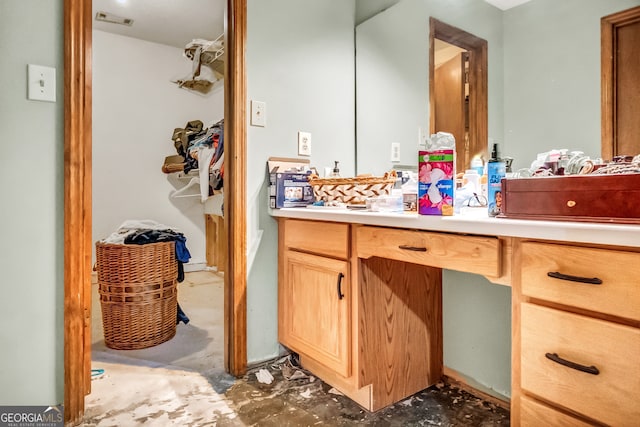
[470,156,484,176]
[487,143,506,217]
[462,169,480,194]
[329,161,341,178]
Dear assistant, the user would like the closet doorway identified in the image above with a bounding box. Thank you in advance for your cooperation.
[63,0,247,424]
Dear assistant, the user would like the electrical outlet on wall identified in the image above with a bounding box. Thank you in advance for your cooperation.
[298,132,312,156]
[391,142,401,162]
[418,127,428,148]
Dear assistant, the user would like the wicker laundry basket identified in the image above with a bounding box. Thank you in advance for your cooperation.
[96,241,178,350]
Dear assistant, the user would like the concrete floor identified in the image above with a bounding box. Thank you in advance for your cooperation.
[85,271,509,426]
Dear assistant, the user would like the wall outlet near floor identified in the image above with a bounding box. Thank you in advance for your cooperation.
[250,100,266,127]
[298,131,312,156]
[391,142,401,162]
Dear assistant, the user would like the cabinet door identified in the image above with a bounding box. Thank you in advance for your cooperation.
[280,250,350,377]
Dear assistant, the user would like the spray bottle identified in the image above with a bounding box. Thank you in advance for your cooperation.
[487,143,506,217]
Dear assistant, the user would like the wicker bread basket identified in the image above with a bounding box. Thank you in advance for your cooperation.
[308,170,397,204]
[96,241,178,350]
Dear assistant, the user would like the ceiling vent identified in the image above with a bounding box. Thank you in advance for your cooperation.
[95,11,134,26]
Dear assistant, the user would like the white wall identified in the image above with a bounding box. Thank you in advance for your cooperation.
[0,0,63,405]
[503,0,640,169]
[93,30,224,265]
[246,0,357,363]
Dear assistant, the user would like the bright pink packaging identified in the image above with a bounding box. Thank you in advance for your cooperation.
[418,149,455,215]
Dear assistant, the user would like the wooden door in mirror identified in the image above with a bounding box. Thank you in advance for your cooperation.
[601,6,640,161]
[430,18,487,174]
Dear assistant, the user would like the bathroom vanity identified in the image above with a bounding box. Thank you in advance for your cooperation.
[272,208,640,426]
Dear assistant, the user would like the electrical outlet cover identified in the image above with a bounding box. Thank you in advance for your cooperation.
[298,132,312,156]
[391,142,401,162]
[250,100,266,127]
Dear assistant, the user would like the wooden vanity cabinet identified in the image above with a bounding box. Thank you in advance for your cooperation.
[278,219,352,377]
[513,240,640,426]
[278,219,445,411]
[277,214,640,421]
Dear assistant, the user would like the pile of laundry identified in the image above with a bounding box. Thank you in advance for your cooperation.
[170,118,224,203]
[101,219,192,324]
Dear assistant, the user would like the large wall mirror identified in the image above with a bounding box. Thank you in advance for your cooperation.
[355,0,640,176]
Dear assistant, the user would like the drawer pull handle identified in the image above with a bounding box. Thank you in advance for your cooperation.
[547,271,602,285]
[336,272,345,300]
[398,245,428,252]
[545,353,600,375]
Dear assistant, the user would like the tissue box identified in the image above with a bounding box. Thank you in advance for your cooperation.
[500,174,640,224]
[267,157,314,208]
[418,150,455,215]
[366,194,404,213]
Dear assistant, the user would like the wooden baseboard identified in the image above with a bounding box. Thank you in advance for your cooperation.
[443,366,510,411]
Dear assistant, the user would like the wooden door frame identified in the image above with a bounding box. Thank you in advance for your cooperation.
[63,0,248,424]
[601,5,640,161]
[429,17,488,164]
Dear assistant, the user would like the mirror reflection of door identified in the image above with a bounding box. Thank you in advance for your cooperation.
[601,5,640,160]
[429,18,487,176]
[434,42,469,174]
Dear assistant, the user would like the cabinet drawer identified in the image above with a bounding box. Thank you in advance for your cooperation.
[520,395,592,427]
[521,303,640,426]
[283,219,349,259]
[356,226,500,277]
[521,241,640,322]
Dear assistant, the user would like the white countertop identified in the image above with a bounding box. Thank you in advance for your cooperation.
[271,207,640,248]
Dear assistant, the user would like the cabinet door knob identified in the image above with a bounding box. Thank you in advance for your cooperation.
[545,352,600,375]
[336,272,345,300]
[547,271,602,285]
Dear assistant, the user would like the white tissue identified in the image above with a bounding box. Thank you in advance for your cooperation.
[255,369,274,384]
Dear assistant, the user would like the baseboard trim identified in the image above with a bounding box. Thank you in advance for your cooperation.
[443,366,510,411]
[184,261,207,272]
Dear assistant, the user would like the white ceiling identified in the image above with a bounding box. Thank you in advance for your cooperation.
[92,0,532,49]
[93,0,225,49]
[483,0,532,10]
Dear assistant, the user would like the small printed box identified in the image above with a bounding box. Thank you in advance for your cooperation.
[418,150,455,216]
[267,157,314,208]
[273,171,314,208]
[403,192,418,212]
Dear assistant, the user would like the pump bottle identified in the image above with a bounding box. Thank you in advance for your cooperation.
[329,161,341,178]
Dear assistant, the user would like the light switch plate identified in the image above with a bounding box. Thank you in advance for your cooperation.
[250,100,266,127]
[28,64,56,102]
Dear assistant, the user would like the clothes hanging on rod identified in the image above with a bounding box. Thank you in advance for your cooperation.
[167,118,225,203]
[197,146,215,202]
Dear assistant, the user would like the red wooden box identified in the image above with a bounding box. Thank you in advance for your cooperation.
[499,174,640,224]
